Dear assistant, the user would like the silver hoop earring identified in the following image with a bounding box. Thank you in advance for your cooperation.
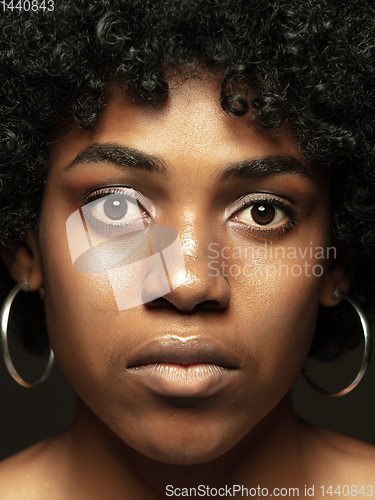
[0,281,55,388]
[302,290,372,397]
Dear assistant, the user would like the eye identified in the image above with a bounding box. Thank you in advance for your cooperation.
[235,202,289,228]
[87,193,143,224]
[81,187,149,236]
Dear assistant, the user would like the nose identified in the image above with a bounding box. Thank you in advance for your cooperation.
[144,223,231,313]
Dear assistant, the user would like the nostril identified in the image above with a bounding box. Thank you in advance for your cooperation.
[145,296,224,312]
[198,300,222,310]
[145,297,171,308]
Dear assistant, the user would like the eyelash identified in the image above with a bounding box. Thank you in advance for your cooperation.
[232,196,298,239]
[82,187,149,235]
[82,188,298,240]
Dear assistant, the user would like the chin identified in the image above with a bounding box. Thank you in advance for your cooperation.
[132,422,242,465]
[143,443,229,465]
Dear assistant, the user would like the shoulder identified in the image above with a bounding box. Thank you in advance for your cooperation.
[302,422,375,484]
[0,437,66,500]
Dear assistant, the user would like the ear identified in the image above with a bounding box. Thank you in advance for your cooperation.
[319,241,357,307]
[0,232,43,291]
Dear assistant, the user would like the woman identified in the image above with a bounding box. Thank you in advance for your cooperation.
[0,0,374,498]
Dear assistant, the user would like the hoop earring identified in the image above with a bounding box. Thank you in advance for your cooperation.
[302,290,372,397]
[0,281,55,388]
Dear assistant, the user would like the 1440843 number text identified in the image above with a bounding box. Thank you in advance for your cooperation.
[1,0,54,11]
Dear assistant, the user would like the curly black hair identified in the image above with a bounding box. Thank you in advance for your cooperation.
[0,0,374,360]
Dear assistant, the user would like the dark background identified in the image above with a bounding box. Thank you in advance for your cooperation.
[0,335,374,460]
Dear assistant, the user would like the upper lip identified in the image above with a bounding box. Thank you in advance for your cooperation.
[127,335,240,369]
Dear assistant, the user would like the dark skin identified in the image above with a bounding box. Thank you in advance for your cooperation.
[0,76,374,499]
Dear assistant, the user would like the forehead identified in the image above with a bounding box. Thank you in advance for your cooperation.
[49,76,308,180]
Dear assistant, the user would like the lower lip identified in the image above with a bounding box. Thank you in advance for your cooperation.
[127,363,237,397]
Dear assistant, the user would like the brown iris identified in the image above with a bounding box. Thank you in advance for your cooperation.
[103,195,129,220]
[251,204,275,225]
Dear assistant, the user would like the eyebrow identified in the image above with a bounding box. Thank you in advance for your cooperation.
[65,143,168,175]
[65,143,314,182]
[219,156,313,182]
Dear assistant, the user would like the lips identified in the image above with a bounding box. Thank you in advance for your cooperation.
[126,335,240,397]
[127,335,240,369]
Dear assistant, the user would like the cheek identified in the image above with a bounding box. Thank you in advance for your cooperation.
[39,210,119,380]
[41,256,147,415]
[42,255,112,381]
[227,247,325,389]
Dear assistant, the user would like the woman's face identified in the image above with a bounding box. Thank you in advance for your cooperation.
[39,77,331,464]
